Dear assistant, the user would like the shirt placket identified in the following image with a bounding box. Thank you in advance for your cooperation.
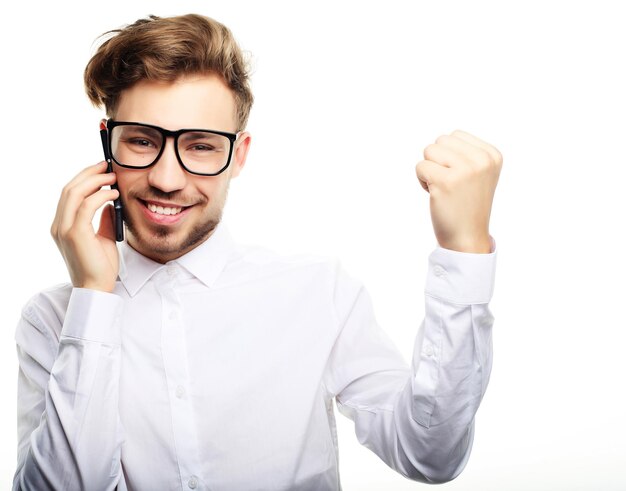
[155,264,206,491]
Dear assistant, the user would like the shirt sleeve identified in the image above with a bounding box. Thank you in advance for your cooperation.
[14,287,126,491]
[322,236,497,484]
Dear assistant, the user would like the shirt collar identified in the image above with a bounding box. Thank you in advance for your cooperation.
[118,221,236,297]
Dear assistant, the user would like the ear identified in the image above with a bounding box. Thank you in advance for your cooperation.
[229,131,252,179]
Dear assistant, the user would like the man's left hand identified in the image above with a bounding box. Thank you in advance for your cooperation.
[415,130,503,253]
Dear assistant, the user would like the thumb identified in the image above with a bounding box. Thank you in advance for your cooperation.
[97,203,117,241]
[415,159,447,194]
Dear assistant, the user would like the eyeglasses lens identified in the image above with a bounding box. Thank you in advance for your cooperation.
[110,125,232,175]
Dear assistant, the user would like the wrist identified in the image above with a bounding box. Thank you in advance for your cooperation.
[439,235,492,254]
[77,280,116,293]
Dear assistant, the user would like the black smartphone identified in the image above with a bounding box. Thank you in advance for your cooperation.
[99,121,124,242]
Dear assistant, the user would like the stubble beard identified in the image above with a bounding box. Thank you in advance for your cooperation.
[122,185,229,263]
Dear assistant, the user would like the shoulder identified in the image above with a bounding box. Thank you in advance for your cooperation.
[236,243,334,269]
[224,244,360,289]
[226,242,336,281]
[224,242,364,300]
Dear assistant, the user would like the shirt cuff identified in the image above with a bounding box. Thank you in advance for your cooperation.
[425,235,497,305]
[61,288,124,345]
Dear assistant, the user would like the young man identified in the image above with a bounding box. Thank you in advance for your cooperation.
[14,13,501,491]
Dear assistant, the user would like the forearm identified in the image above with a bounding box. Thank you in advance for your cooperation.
[395,242,497,481]
[395,296,494,482]
[335,296,494,484]
[14,288,125,491]
[332,240,497,483]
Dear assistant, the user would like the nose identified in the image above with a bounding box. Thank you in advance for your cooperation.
[146,137,187,192]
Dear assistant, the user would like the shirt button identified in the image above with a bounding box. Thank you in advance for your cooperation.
[167,264,177,277]
[175,385,186,399]
[423,344,434,357]
[433,265,446,277]
[169,311,178,320]
[188,476,198,489]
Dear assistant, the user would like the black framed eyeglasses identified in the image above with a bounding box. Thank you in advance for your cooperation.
[105,119,240,176]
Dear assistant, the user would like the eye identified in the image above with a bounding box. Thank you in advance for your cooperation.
[127,137,157,148]
[189,143,216,152]
[180,132,227,155]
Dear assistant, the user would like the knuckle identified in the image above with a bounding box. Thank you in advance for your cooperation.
[493,148,504,166]
[472,148,493,169]
[65,186,78,200]
[55,222,70,239]
[423,143,437,157]
[482,152,494,168]
[468,167,483,180]
[435,134,452,145]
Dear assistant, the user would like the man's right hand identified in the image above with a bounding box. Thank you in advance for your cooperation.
[51,161,121,293]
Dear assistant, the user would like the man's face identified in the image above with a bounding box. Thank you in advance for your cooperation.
[112,74,251,263]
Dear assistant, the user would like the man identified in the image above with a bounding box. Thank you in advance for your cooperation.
[14,13,501,491]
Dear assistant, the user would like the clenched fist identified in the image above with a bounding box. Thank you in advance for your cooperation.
[415,130,502,254]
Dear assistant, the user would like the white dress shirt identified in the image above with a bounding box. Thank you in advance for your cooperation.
[14,221,497,491]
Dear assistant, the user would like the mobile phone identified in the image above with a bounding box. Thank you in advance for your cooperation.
[99,121,124,242]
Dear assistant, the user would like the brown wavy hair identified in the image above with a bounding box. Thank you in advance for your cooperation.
[84,14,254,131]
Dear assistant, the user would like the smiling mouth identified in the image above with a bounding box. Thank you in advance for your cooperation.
[147,203,183,215]
[140,199,191,217]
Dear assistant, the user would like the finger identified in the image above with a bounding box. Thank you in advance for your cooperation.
[52,162,110,231]
[73,188,120,235]
[64,161,109,188]
[450,130,503,165]
[97,203,116,242]
[415,159,448,194]
[435,134,493,167]
[55,173,117,236]
[423,142,466,169]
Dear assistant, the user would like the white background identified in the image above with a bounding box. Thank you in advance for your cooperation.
[1,1,625,489]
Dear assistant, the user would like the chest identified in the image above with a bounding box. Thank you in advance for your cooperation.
[115,280,340,489]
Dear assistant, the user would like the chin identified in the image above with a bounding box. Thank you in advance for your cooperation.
[125,218,221,263]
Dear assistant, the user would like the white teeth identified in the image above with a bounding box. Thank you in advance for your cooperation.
[147,203,183,215]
